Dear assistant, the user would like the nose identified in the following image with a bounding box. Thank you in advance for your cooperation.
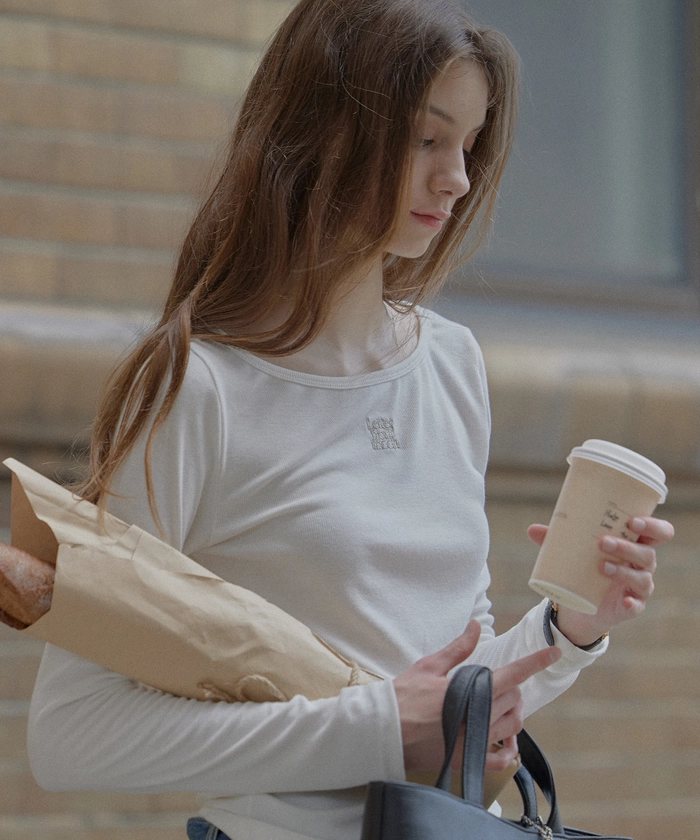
[430,150,471,199]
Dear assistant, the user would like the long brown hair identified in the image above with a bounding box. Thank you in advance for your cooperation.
[81,0,520,524]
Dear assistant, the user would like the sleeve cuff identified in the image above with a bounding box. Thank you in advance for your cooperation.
[540,599,609,663]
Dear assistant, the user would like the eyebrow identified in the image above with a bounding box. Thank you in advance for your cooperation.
[428,105,455,125]
[428,105,486,135]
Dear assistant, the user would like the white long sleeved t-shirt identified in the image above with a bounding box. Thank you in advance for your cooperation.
[27,309,605,840]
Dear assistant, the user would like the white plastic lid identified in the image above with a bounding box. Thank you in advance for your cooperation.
[567,439,667,502]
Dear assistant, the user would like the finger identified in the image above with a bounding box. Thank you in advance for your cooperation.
[527,524,548,547]
[628,516,674,547]
[416,619,481,676]
[599,535,657,572]
[601,559,654,600]
[620,593,648,617]
[485,736,519,772]
[489,703,525,745]
[489,686,522,724]
[492,646,561,698]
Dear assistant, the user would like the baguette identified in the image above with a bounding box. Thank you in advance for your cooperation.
[0,543,54,629]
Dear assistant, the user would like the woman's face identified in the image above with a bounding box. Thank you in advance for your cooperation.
[386,60,489,259]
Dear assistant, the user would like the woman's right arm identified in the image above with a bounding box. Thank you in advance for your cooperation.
[28,621,558,793]
[26,347,408,795]
[393,620,561,773]
[28,642,405,794]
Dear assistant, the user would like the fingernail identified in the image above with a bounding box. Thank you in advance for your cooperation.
[604,561,618,576]
[630,517,646,532]
[601,536,617,553]
[549,646,562,663]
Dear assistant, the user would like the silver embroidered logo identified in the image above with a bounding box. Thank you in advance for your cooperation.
[366,416,400,450]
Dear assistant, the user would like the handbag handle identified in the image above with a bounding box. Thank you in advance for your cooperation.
[432,663,566,833]
[517,729,564,833]
[434,665,492,805]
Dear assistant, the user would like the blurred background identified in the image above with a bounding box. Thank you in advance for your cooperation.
[0,0,698,837]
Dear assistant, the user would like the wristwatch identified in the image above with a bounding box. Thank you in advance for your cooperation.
[543,600,608,651]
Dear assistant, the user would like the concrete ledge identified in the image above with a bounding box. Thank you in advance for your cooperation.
[481,340,700,478]
[0,302,152,477]
[1,301,699,488]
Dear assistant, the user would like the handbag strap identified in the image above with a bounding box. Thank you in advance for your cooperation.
[434,664,492,804]
[513,764,539,821]
[431,663,566,832]
[517,729,564,833]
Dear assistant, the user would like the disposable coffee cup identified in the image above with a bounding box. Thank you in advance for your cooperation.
[529,439,667,615]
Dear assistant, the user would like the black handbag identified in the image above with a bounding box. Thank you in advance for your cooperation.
[361,665,632,840]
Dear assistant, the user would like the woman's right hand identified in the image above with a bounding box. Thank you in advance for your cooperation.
[393,619,561,772]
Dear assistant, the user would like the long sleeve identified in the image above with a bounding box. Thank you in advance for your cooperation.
[26,314,605,840]
[27,347,407,795]
[465,565,607,715]
[28,644,404,794]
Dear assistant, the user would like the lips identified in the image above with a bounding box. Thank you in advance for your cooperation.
[410,210,451,231]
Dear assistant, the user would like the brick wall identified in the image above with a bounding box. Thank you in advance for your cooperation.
[0,2,698,839]
[0,0,294,473]
[487,492,700,840]
[0,0,295,309]
[1,482,698,839]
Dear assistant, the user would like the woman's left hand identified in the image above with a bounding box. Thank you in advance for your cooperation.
[527,516,674,648]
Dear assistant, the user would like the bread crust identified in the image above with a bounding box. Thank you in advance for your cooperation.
[0,543,54,628]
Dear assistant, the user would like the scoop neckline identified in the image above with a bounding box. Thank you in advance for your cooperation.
[226,308,432,390]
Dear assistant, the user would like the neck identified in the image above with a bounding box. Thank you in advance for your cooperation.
[255,260,419,376]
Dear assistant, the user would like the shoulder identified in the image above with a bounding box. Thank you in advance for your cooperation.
[184,339,230,391]
[417,307,486,371]
[176,339,243,413]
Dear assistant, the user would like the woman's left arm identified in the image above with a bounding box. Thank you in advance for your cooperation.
[527,516,675,648]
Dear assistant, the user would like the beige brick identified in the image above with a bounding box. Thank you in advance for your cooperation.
[0,477,9,527]
[0,185,117,246]
[0,708,30,761]
[0,246,58,299]
[542,754,700,802]
[526,700,700,751]
[0,14,267,96]
[4,769,201,816]
[0,129,57,186]
[53,26,181,87]
[606,603,700,649]
[483,345,571,469]
[0,127,216,195]
[0,240,172,307]
[0,443,86,482]
[115,196,194,251]
[0,643,43,700]
[238,0,296,43]
[633,376,700,476]
[671,508,700,544]
[0,184,193,250]
[118,87,237,143]
[0,334,121,444]
[551,798,700,840]
[563,369,635,456]
[179,42,260,96]
[57,252,172,308]
[0,812,193,840]
[0,0,293,45]
[0,73,234,142]
[0,17,53,72]
[567,653,700,701]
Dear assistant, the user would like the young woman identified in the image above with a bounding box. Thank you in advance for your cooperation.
[26,1,673,838]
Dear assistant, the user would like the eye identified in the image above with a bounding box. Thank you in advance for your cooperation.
[419,138,434,148]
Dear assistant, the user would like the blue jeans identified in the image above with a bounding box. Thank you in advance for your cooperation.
[186,817,233,840]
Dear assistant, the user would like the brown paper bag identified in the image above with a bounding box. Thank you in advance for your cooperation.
[3,458,380,703]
